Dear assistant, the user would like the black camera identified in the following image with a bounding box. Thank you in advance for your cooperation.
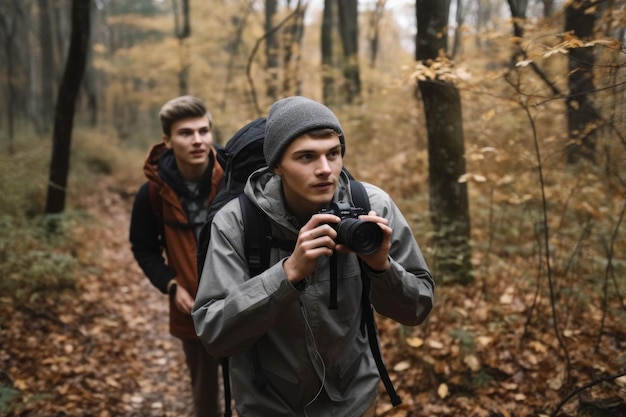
[319,201,383,255]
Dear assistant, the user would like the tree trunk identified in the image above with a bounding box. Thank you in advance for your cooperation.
[83,0,98,127]
[542,0,555,17]
[53,1,69,81]
[475,0,493,48]
[565,0,601,164]
[0,5,18,151]
[507,0,529,63]
[44,0,91,215]
[172,0,191,95]
[27,13,44,136]
[321,0,336,104]
[220,2,252,112]
[281,3,306,96]
[451,0,464,58]
[38,0,56,132]
[337,0,361,103]
[416,0,472,284]
[265,0,279,101]
[366,0,386,69]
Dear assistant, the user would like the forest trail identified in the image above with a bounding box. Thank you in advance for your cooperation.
[2,177,196,416]
[79,176,198,416]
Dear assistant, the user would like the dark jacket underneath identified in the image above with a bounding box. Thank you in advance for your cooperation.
[130,142,224,339]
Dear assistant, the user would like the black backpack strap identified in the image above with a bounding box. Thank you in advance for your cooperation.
[196,219,212,280]
[349,179,369,213]
[239,193,295,272]
[147,181,165,246]
[360,267,402,406]
[350,180,402,407]
[239,193,272,277]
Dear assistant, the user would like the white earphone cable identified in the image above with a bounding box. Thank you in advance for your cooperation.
[300,299,326,417]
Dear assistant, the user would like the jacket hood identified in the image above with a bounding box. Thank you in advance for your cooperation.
[244,167,353,231]
[143,141,218,199]
[143,142,166,184]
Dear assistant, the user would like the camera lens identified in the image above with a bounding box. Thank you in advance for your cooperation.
[335,218,383,255]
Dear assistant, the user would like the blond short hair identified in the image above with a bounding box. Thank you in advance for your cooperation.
[159,95,212,136]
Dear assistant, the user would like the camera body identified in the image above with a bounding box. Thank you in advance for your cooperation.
[319,201,382,255]
[320,201,363,220]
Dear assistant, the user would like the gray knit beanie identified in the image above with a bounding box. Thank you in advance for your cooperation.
[264,96,345,168]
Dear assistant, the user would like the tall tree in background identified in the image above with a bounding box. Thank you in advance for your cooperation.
[564,0,601,164]
[265,0,279,101]
[38,0,56,132]
[220,1,253,113]
[475,0,495,48]
[337,0,361,103]
[83,0,98,127]
[507,0,529,63]
[366,0,386,69]
[173,0,191,95]
[541,0,555,17]
[321,0,336,104]
[0,0,22,150]
[281,1,306,96]
[451,0,465,58]
[44,0,90,215]
[416,0,472,284]
[53,0,69,71]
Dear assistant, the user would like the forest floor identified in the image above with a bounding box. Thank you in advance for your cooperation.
[1,176,625,417]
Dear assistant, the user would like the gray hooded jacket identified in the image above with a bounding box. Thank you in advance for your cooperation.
[192,168,434,417]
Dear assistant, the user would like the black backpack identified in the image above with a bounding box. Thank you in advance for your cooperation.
[196,117,267,277]
[196,118,401,416]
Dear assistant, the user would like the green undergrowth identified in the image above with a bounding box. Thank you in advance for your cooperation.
[0,126,143,303]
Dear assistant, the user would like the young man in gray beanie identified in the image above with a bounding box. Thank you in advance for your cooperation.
[193,96,434,416]
[130,95,224,417]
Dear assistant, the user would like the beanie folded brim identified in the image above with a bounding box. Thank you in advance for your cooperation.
[264,96,345,167]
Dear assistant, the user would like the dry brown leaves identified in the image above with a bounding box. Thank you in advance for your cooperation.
[1,177,625,417]
[373,276,626,417]
[1,178,194,417]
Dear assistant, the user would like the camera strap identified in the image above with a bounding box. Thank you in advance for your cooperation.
[238,179,402,409]
[329,253,338,309]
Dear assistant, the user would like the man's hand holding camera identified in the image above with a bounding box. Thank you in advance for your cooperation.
[351,210,391,273]
[284,204,391,285]
[284,212,340,284]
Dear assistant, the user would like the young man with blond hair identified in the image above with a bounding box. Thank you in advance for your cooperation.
[130,95,224,417]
